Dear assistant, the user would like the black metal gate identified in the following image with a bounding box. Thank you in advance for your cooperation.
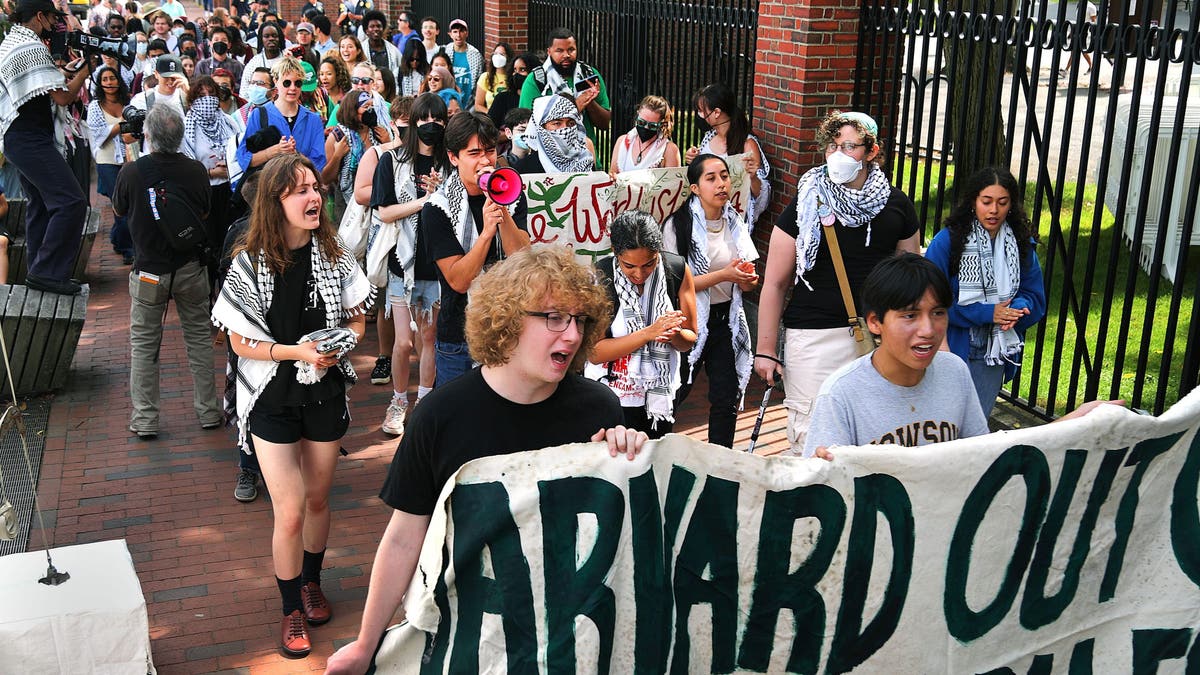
[527,0,759,167]
[855,0,1200,418]
[409,0,485,52]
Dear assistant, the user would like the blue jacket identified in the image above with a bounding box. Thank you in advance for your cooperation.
[235,102,327,176]
[924,227,1047,381]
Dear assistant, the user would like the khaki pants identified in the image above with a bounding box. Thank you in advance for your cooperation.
[781,326,860,454]
[129,260,222,432]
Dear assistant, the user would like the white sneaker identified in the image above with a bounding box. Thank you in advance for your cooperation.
[382,401,408,436]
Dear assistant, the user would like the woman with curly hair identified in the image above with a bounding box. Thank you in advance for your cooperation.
[211,153,371,658]
[925,166,1046,416]
[587,210,697,437]
[318,53,350,110]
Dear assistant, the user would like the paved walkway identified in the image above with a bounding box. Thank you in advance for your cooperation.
[31,200,789,673]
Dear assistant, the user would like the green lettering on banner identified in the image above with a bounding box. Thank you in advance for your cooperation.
[672,477,741,674]
[1171,429,1200,587]
[1131,628,1192,673]
[1068,638,1095,675]
[629,467,697,674]
[826,474,914,674]
[1100,433,1182,602]
[945,445,1050,642]
[539,476,624,673]
[1020,449,1126,630]
[736,484,847,674]
[445,482,537,674]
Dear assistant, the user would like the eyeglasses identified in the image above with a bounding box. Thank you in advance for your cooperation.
[635,118,663,132]
[280,79,300,89]
[351,76,373,85]
[251,80,271,88]
[526,311,591,332]
[826,141,867,153]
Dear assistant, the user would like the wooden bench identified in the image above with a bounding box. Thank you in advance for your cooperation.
[4,200,100,284]
[0,284,88,398]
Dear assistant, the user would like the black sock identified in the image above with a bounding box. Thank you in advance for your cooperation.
[302,549,325,586]
[277,574,303,615]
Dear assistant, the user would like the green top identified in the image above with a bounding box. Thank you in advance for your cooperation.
[518,67,610,147]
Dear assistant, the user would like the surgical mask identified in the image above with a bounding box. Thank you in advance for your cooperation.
[695,112,713,134]
[491,53,506,69]
[825,150,862,184]
[136,41,148,55]
[416,121,443,146]
[211,40,228,55]
[247,84,269,106]
[172,27,184,37]
[512,133,528,151]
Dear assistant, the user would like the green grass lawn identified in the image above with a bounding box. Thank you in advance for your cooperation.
[900,159,1197,417]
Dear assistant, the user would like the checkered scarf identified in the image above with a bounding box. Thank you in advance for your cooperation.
[427,170,516,256]
[184,95,234,151]
[211,237,372,450]
[0,26,65,151]
[529,94,592,173]
[612,260,679,427]
[792,163,891,290]
[959,220,1024,366]
[681,197,756,408]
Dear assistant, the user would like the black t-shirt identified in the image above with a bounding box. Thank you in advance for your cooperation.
[259,242,344,406]
[775,188,920,329]
[511,152,543,175]
[10,92,53,134]
[379,369,623,515]
[421,190,529,344]
[372,150,439,279]
[113,152,212,274]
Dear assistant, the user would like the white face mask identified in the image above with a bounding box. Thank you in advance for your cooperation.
[825,150,862,184]
[491,53,507,69]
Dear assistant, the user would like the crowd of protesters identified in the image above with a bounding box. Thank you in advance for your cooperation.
[0,0,1099,666]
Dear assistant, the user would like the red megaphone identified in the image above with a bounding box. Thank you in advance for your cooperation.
[478,167,524,205]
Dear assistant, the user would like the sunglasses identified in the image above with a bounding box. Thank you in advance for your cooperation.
[280,79,300,89]
[351,76,374,85]
[635,118,663,132]
[428,76,441,83]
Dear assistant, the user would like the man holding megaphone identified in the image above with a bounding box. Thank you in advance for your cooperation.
[420,111,531,386]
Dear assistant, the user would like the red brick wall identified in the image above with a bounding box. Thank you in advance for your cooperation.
[484,0,527,52]
[752,0,860,242]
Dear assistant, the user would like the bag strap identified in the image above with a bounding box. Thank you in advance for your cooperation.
[822,219,868,343]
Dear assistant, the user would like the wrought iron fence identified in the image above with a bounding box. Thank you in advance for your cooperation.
[527,0,758,167]
[855,0,1200,417]
[409,0,486,51]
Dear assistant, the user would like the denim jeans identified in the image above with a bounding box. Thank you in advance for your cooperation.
[675,301,739,448]
[434,340,472,387]
[97,163,132,257]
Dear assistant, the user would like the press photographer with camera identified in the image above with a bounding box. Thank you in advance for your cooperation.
[130,54,188,154]
[112,105,223,439]
[0,0,93,294]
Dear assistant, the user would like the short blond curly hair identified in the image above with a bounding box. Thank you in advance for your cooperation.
[465,247,613,370]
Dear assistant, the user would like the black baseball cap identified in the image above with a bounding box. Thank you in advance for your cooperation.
[14,0,65,17]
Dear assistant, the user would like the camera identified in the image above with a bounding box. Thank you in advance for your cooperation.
[119,105,146,139]
[67,30,136,67]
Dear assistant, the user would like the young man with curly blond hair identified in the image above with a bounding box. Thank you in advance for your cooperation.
[325,247,646,675]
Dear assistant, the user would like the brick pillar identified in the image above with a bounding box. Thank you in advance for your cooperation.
[484,0,528,52]
[751,0,860,236]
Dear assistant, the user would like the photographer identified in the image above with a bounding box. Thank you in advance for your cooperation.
[0,0,93,294]
[113,105,223,438]
[130,54,187,154]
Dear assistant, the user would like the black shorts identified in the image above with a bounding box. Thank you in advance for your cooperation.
[248,396,349,444]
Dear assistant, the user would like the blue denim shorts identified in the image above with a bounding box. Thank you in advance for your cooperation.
[386,273,440,322]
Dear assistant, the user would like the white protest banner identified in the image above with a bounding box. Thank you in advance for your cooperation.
[522,154,752,264]
[374,388,1200,673]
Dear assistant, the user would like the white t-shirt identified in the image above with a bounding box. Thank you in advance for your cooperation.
[130,88,186,155]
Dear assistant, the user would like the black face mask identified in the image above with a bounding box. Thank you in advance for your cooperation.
[416,121,443,146]
[695,113,713,134]
[510,73,526,92]
[183,49,197,59]
[361,109,378,128]
[635,125,657,143]
[211,40,228,55]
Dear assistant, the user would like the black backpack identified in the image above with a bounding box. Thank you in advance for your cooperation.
[135,156,209,252]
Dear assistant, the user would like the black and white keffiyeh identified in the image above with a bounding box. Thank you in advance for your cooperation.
[378,148,420,294]
[185,95,234,151]
[698,129,772,223]
[792,163,892,290]
[682,196,756,407]
[527,94,593,173]
[958,220,1025,366]
[0,26,66,150]
[611,262,680,427]
[211,237,373,450]
[540,61,584,97]
[426,170,517,254]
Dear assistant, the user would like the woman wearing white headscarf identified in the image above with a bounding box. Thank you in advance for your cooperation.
[511,93,595,174]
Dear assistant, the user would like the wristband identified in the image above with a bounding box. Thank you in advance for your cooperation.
[269,343,278,362]
[754,353,784,367]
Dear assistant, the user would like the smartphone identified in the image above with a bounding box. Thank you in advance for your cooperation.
[332,126,345,142]
[574,74,599,93]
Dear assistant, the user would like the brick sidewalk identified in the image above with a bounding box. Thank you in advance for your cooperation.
[33,202,790,672]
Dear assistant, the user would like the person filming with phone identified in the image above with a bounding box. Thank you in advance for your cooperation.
[0,0,94,295]
[518,27,610,151]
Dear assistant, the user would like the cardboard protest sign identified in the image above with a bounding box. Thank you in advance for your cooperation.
[522,154,752,264]
[374,389,1200,673]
